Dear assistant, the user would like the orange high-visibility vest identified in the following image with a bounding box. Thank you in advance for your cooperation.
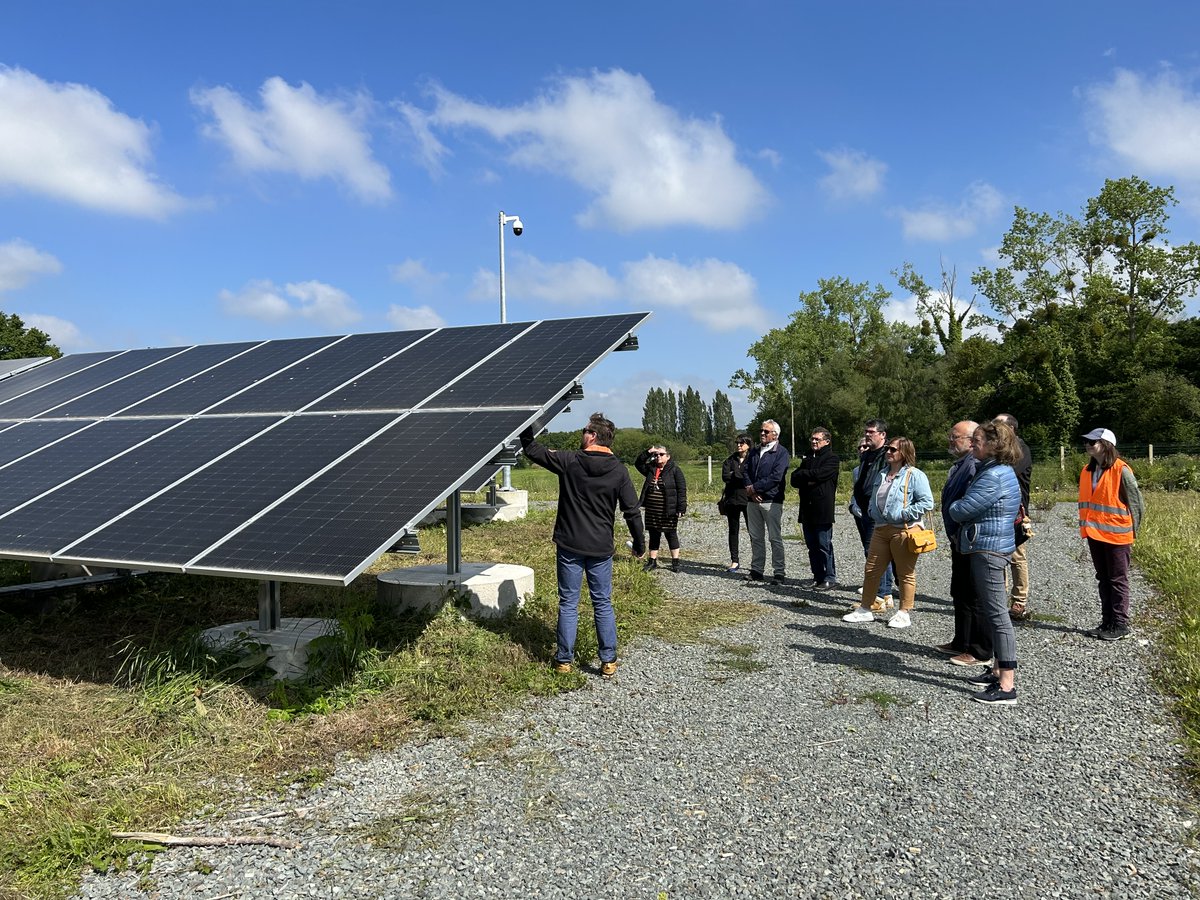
[1078,458,1134,545]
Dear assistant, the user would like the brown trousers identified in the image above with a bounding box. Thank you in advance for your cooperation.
[861,524,920,611]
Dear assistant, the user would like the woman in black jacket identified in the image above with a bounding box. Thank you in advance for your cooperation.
[635,445,687,572]
[720,433,752,573]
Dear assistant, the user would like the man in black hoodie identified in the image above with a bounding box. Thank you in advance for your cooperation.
[852,418,894,607]
[520,412,646,678]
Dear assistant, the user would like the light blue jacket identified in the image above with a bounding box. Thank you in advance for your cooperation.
[947,458,1020,554]
[866,464,934,526]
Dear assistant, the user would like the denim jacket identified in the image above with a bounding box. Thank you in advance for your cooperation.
[866,464,934,526]
[947,458,1020,554]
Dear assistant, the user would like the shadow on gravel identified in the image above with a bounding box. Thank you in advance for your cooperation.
[784,622,977,695]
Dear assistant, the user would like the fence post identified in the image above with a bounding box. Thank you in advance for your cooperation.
[1060,445,1065,471]
[1149,443,1155,466]
[707,456,712,485]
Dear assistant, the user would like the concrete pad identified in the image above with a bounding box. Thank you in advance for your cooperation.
[200,616,334,681]
[377,562,534,619]
[418,490,528,526]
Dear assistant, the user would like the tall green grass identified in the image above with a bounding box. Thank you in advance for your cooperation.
[1135,492,1200,779]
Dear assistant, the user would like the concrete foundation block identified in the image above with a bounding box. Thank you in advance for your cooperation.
[377,562,534,619]
[200,616,334,681]
[417,490,528,527]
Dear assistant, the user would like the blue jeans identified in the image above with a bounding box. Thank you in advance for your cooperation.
[802,523,836,582]
[555,550,617,665]
[854,514,894,597]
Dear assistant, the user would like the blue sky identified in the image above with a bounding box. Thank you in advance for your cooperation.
[2,1,1200,431]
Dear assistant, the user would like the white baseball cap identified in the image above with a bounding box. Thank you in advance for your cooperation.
[1082,427,1117,447]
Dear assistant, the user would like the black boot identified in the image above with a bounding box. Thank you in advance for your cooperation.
[643,558,658,572]
[670,558,681,573]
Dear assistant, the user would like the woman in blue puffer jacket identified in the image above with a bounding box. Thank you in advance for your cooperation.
[948,420,1023,706]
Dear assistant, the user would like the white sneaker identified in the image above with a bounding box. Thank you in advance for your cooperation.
[887,610,912,629]
[843,607,874,623]
[855,586,863,596]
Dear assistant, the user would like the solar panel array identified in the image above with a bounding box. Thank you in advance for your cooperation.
[0,312,649,585]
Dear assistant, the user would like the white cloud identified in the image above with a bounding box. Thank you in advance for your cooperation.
[389,258,447,293]
[622,255,768,332]
[818,148,887,200]
[394,101,449,176]
[218,278,361,327]
[0,239,62,292]
[423,69,769,231]
[896,181,1004,242]
[386,304,446,330]
[470,251,768,333]
[0,66,185,218]
[475,253,619,306]
[193,77,391,202]
[757,148,783,168]
[20,313,88,351]
[1085,68,1200,182]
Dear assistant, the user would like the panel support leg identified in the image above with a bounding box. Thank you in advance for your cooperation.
[258,580,282,631]
[447,490,462,576]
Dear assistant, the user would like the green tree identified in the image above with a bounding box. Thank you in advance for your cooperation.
[711,390,737,443]
[731,276,894,449]
[0,312,61,359]
[679,386,706,446]
[894,260,983,353]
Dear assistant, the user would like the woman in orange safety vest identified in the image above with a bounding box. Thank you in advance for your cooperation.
[1078,427,1144,642]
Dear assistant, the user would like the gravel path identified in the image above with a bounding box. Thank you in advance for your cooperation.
[77,504,1198,899]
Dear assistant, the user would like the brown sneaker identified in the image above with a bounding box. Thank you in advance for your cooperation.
[868,594,894,613]
[551,661,572,674]
[600,660,618,679]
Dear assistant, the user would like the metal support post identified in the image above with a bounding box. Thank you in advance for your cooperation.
[258,580,282,631]
[446,490,462,576]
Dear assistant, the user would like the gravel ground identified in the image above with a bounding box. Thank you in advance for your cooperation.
[76,503,1199,899]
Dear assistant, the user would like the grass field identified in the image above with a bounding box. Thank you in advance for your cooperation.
[0,461,1195,899]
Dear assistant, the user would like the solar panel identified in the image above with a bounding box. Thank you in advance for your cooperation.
[0,357,52,380]
[0,313,650,585]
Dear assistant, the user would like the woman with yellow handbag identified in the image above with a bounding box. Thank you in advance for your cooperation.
[947,420,1023,706]
[842,436,933,630]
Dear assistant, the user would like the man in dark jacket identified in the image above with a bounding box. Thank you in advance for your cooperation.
[790,427,840,588]
[994,413,1033,619]
[520,412,645,678]
[852,418,893,606]
[936,419,993,666]
[742,418,791,584]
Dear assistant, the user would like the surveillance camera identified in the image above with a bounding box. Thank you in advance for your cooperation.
[511,217,523,236]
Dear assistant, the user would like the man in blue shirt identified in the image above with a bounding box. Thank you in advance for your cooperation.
[742,419,791,585]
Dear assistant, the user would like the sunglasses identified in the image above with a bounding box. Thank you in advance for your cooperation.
[885,446,900,453]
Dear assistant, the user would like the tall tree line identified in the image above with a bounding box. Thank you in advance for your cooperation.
[732,176,1200,455]
[642,386,737,449]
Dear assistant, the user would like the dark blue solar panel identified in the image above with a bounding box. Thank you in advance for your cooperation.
[0,418,178,516]
[47,342,261,418]
[308,323,527,412]
[62,413,396,567]
[192,410,529,580]
[423,314,646,409]
[0,352,121,410]
[0,420,94,467]
[0,416,276,555]
[0,347,187,419]
[207,331,432,414]
[118,336,340,416]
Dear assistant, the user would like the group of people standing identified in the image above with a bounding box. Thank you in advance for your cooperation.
[521,410,1144,704]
